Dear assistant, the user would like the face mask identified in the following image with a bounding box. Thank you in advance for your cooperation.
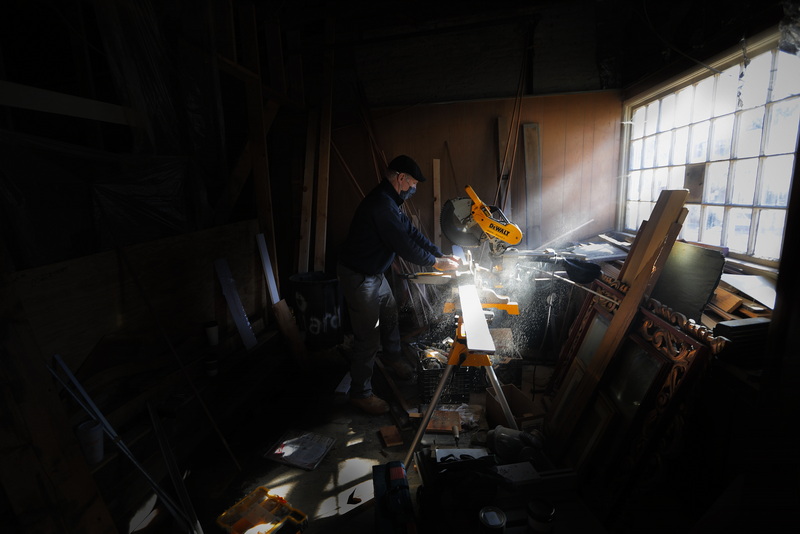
[400,185,416,200]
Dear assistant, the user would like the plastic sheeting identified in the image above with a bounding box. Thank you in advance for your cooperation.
[0,129,191,270]
[0,2,230,270]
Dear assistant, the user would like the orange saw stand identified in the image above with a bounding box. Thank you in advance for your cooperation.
[403,283,519,468]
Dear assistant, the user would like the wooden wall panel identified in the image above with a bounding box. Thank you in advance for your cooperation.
[564,95,587,237]
[579,95,597,230]
[326,91,620,269]
[538,95,570,248]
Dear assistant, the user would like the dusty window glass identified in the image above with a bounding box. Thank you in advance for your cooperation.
[714,65,740,116]
[659,94,677,131]
[702,205,724,245]
[624,44,792,263]
[689,121,710,163]
[693,77,714,123]
[704,161,730,204]
[672,127,689,165]
[730,158,758,205]
[710,115,734,161]
[726,208,752,253]
[735,108,764,158]
[772,50,800,101]
[754,209,785,259]
[764,97,800,155]
[739,52,771,110]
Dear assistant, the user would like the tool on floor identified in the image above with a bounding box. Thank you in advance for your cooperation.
[373,460,416,534]
[216,486,307,534]
[452,424,460,448]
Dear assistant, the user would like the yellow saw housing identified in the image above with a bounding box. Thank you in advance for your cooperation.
[464,185,522,253]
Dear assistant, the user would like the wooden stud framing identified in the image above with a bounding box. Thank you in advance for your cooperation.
[298,110,318,274]
[433,158,442,249]
[313,19,335,272]
[236,2,281,291]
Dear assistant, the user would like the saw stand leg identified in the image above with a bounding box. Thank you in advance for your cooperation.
[403,329,518,468]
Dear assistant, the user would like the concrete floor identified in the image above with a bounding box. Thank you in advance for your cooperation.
[127,311,641,534]
[142,339,570,534]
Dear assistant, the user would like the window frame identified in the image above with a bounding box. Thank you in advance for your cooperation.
[618,27,788,271]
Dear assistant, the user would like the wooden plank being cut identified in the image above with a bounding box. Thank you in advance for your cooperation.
[458,283,495,353]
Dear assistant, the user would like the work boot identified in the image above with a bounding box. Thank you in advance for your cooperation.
[350,394,390,415]
[379,354,414,380]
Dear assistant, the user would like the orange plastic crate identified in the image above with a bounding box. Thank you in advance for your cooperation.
[216,486,307,534]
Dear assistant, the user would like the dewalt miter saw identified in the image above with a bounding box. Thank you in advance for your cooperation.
[441,185,522,256]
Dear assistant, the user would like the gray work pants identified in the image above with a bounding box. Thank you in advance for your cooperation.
[337,263,401,398]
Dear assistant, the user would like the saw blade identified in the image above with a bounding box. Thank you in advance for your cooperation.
[441,197,484,247]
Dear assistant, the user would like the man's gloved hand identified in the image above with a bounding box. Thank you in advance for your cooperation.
[433,256,459,271]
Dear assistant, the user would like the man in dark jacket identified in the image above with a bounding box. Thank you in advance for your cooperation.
[338,155,459,415]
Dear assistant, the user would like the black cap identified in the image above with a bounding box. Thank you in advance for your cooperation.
[388,155,426,182]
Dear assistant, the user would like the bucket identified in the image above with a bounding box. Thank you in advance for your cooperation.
[289,271,342,350]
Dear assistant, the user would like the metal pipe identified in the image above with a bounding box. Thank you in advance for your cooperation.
[531,265,620,305]
[484,363,518,431]
[403,364,455,468]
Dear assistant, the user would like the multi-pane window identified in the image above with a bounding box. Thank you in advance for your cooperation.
[623,42,800,264]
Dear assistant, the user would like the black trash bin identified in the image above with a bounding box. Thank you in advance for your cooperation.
[289,271,343,350]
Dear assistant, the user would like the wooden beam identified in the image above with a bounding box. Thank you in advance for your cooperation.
[433,158,442,249]
[298,110,318,274]
[264,20,287,95]
[313,19,335,272]
[236,2,280,287]
[209,0,236,60]
[285,29,306,106]
[0,80,136,126]
[216,55,303,108]
[550,190,688,446]
[495,116,511,208]
[617,189,689,285]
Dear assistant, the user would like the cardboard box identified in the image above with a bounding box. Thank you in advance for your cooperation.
[485,384,544,429]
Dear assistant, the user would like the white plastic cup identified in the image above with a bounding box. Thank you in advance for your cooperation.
[204,321,219,346]
[77,420,104,465]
